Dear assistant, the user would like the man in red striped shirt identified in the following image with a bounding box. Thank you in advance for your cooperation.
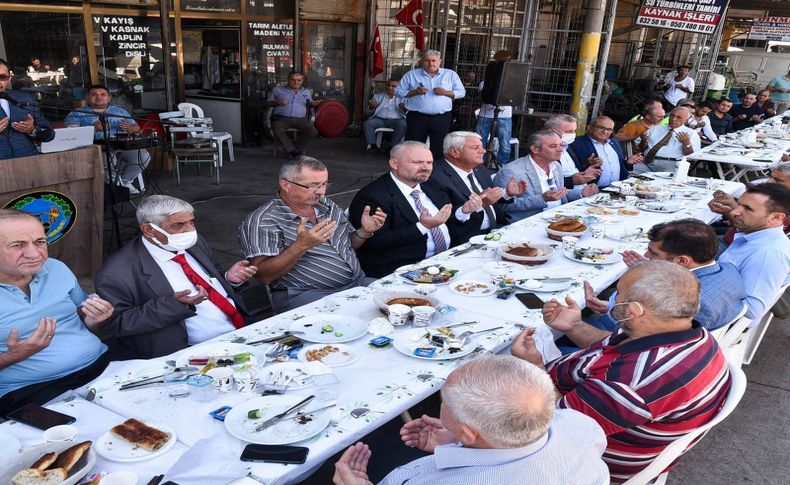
[512,260,732,482]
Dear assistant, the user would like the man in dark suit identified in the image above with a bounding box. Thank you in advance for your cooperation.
[428,131,526,244]
[349,140,483,278]
[0,58,54,160]
[95,195,257,359]
[570,116,643,188]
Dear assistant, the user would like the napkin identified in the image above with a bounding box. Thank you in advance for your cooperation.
[164,434,247,485]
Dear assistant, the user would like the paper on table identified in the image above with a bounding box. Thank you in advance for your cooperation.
[164,435,247,485]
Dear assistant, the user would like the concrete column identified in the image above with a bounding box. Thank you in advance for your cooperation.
[570,0,606,133]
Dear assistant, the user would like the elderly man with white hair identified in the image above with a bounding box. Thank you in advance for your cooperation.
[633,106,701,173]
[332,355,609,485]
[513,260,732,483]
[95,195,258,359]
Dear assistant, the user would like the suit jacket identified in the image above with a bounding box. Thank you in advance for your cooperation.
[0,90,54,160]
[695,262,747,330]
[427,159,508,244]
[493,156,582,222]
[349,174,455,278]
[569,135,629,186]
[95,236,247,360]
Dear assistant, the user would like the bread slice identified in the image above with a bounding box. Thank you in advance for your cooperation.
[49,440,92,473]
[110,418,170,451]
[29,452,57,471]
[11,468,67,485]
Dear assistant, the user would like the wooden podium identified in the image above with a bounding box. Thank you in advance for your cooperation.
[0,146,104,282]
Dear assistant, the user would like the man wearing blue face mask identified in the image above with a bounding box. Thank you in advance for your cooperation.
[95,195,257,359]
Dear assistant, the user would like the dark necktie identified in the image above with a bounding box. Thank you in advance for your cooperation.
[643,129,674,164]
[467,173,498,230]
[410,189,448,254]
[171,253,245,329]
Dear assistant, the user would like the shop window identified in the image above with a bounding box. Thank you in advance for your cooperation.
[182,26,241,100]
[301,22,354,103]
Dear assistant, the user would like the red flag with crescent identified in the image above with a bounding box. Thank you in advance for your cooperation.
[369,24,384,78]
[393,0,425,51]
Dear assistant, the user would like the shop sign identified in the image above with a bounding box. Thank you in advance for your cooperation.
[635,0,728,34]
[93,16,152,59]
[247,0,294,17]
[248,21,293,70]
[181,0,241,14]
[748,18,790,42]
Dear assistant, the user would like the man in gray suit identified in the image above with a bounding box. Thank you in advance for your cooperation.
[95,196,257,359]
[494,130,598,222]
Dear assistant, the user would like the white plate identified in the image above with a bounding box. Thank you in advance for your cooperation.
[651,172,674,179]
[515,278,573,292]
[289,314,368,343]
[259,361,317,389]
[469,233,507,246]
[539,213,577,223]
[606,231,650,244]
[224,395,332,445]
[564,249,622,265]
[585,195,625,208]
[0,442,96,485]
[449,280,497,297]
[95,423,176,462]
[392,328,478,360]
[297,344,358,367]
[636,202,684,213]
[175,342,261,368]
[481,261,529,279]
[397,266,459,285]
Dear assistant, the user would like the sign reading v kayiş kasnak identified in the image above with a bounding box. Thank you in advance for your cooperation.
[635,0,727,34]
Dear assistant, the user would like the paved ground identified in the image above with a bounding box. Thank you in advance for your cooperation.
[103,137,789,484]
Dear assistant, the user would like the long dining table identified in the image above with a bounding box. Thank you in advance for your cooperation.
[0,174,745,484]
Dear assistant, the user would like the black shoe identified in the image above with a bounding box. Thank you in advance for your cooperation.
[367,146,380,155]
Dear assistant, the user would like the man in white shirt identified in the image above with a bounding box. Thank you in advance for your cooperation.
[363,78,407,154]
[494,130,597,222]
[95,196,258,359]
[634,107,700,173]
[543,114,601,189]
[662,65,695,108]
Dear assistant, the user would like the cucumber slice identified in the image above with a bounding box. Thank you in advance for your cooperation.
[247,409,262,419]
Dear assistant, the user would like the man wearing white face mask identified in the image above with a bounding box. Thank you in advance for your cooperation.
[95,195,257,359]
[511,260,731,483]
[543,114,601,190]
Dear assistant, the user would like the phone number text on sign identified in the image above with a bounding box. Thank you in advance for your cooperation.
[634,0,725,34]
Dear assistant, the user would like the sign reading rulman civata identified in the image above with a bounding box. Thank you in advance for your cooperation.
[748,18,790,42]
[635,0,728,34]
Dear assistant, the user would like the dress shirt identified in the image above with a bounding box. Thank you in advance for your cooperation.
[559,150,580,177]
[268,86,313,118]
[477,81,513,118]
[692,115,719,141]
[389,172,452,257]
[446,162,494,229]
[590,138,620,187]
[141,238,235,345]
[0,99,9,118]
[718,226,790,319]
[379,408,609,485]
[63,105,137,140]
[663,72,695,106]
[395,68,465,115]
[373,94,404,120]
[530,158,562,210]
[644,124,700,159]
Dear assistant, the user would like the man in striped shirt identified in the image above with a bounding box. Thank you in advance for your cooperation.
[239,157,386,311]
[512,260,732,482]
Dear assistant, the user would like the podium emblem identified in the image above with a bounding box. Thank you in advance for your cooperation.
[4,191,77,244]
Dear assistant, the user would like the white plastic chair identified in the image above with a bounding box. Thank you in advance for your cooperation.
[374,127,394,149]
[710,303,751,366]
[742,283,790,365]
[177,102,234,166]
[622,359,747,485]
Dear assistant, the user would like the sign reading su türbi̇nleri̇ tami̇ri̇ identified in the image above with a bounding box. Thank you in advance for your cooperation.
[635,0,727,34]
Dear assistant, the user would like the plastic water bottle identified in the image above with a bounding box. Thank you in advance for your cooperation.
[673,157,690,183]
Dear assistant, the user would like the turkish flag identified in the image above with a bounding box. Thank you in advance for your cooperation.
[393,0,425,51]
[369,24,384,78]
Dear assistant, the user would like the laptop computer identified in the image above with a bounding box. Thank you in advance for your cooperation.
[40,126,95,153]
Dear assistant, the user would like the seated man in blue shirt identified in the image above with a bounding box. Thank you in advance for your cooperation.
[64,84,150,194]
[569,116,643,189]
[0,209,114,415]
[332,355,609,485]
[267,71,321,157]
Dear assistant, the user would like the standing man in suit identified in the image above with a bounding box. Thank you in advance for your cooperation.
[429,131,526,244]
[363,78,407,154]
[494,131,598,222]
[349,141,483,277]
[95,196,258,359]
[0,58,54,160]
[570,116,643,188]
[396,50,465,163]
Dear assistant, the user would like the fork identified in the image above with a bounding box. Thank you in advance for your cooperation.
[456,326,504,344]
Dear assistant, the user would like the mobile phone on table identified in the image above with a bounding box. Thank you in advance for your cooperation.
[6,404,76,430]
[516,292,545,310]
[240,444,309,464]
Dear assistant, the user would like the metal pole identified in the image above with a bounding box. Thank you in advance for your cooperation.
[439,0,451,59]
[591,0,618,118]
[159,0,175,110]
[569,0,606,133]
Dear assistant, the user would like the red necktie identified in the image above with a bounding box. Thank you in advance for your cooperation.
[171,253,245,329]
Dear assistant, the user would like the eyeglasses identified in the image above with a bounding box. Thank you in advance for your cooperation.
[592,125,614,132]
[0,74,10,81]
[286,180,331,190]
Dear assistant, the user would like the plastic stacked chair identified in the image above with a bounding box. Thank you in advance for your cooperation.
[177,102,234,166]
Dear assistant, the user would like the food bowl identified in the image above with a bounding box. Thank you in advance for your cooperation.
[373,291,441,316]
[497,242,554,265]
[545,223,587,241]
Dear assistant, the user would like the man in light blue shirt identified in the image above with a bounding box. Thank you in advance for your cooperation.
[332,355,609,485]
[0,209,113,415]
[267,72,321,157]
[396,50,465,163]
[718,183,790,320]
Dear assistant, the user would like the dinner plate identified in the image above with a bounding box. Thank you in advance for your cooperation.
[397,265,459,285]
[515,278,573,292]
[224,395,332,445]
[606,230,650,243]
[585,195,625,208]
[540,213,578,223]
[564,248,622,265]
[482,261,529,279]
[95,423,176,462]
[297,344,358,367]
[469,232,507,246]
[650,172,674,179]
[636,202,684,213]
[449,280,497,297]
[392,328,478,360]
[0,442,96,484]
[289,314,368,343]
[175,342,260,368]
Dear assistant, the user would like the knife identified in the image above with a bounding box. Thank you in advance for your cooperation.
[295,403,337,417]
[246,333,292,346]
[450,243,484,257]
[516,277,573,284]
[118,367,197,390]
[255,394,315,432]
